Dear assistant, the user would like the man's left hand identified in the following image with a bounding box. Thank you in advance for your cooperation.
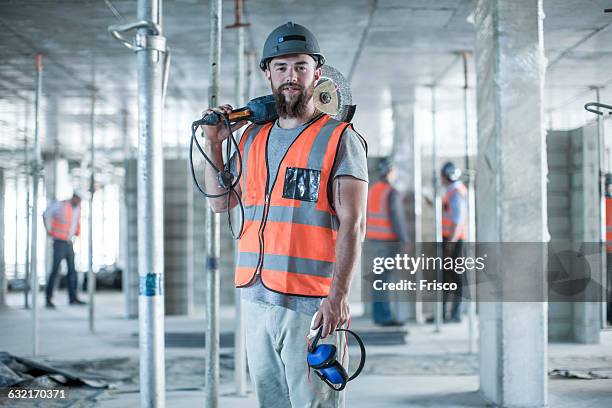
[312,294,350,339]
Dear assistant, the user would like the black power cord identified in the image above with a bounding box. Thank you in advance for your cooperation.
[189,114,245,239]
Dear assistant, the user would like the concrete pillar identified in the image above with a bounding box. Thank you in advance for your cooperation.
[44,97,59,202]
[547,124,602,343]
[125,158,139,318]
[129,157,195,317]
[120,109,136,319]
[474,0,547,406]
[0,169,6,307]
[163,159,193,315]
[391,96,423,323]
[570,124,601,343]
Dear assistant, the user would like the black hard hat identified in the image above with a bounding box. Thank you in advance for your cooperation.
[441,161,461,182]
[377,157,393,176]
[260,22,325,71]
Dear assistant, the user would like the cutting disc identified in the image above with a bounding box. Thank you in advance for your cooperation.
[313,79,339,115]
[315,65,356,122]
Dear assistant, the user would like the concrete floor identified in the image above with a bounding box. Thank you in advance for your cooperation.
[1,291,611,407]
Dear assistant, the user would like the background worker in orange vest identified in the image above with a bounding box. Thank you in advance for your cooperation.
[43,191,86,308]
[606,173,612,325]
[366,157,408,326]
[440,161,467,322]
[200,22,368,406]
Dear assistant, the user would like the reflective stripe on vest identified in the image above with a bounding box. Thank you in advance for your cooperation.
[49,201,78,241]
[442,182,467,240]
[366,181,398,241]
[235,114,351,297]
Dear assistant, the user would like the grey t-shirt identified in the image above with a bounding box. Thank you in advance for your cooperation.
[240,114,368,315]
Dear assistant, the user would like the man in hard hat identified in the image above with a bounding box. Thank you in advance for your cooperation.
[440,162,467,322]
[43,191,86,308]
[366,157,407,326]
[201,22,367,407]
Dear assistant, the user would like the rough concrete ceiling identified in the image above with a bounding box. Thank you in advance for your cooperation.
[1,0,612,165]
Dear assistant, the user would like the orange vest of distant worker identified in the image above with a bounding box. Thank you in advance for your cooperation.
[235,114,361,297]
[442,182,467,240]
[48,201,80,241]
[606,197,612,252]
[366,180,399,241]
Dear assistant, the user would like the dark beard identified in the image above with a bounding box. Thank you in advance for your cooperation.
[273,81,315,118]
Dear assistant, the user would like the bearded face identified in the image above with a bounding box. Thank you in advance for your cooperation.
[272,80,316,119]
[265,54,321,119]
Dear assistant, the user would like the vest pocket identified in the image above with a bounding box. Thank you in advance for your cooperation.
[282,167,321,203]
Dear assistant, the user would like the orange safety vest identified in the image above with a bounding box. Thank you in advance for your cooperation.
[366,180,399,241]
[442,182,467,240]
[234,114,361,297]
[48,201,80,241]
[606,197,612,253]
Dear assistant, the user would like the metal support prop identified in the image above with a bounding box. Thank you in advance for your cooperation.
[30,53,43,356]
[24,101,30,309]
[206,1,222,406]
[461,51,477,354]
[109,1,169,405]
[136,0,166,405]
[14,173,20,284]
[232,22,247,398]
[431,86,443,333]
[88,81,96,333]
[247,51,255,101]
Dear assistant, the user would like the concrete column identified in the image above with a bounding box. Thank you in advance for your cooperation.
[474,0,547,407]
[125,158,139,318]
[0,169,6,307]
[391,96,423,323]
[570,124,601,343]
[163,158,193,315]
[130,157,195,317]
[120,109,135,319]
[43,97,59,202]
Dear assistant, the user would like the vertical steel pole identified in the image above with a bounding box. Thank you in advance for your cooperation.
[246,51,254,101]
[88,82,96,333]
[233,22,247,398]
[431,86,443,333]
[24,101,30,309]
[206,1,222,407]
[31,53,43,356]
[14,174,20,281]
[461,51,477,354]
[137,0,166,406]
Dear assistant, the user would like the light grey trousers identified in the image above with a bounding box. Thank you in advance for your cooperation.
[243,299,347,408]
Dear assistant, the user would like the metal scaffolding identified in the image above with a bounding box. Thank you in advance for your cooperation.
[205,1,222,406]
[226,0,248,396]
[30,53,43,356]
[88,76,96,334]
[460,51,477,354]
[430,86,443,333]
[108,0,169,404]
